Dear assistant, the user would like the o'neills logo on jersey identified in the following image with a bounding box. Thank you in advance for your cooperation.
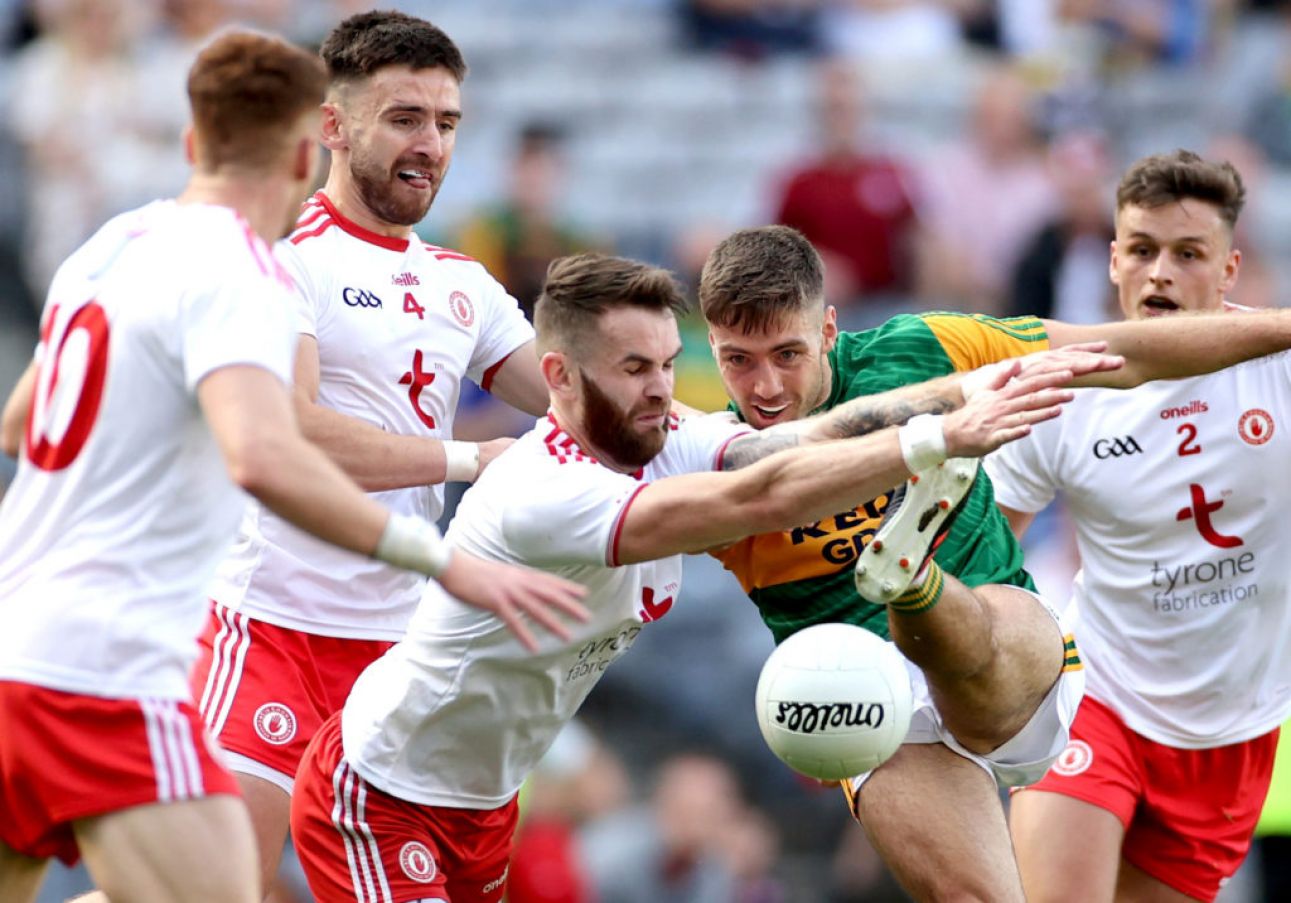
[1159,400,1208,419]
[449,290,474,327]
[252,703,297,745]
[482,866,510,896]
[392,272,420,286]
[399,841,437,883]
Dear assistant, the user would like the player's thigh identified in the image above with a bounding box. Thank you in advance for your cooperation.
[1009,788,1124,903]
[236,772,291,892]
[0,840,48,903]
[856,742,1025,903]
[75,795,258,903]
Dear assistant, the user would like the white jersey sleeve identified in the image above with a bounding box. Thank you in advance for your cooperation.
[179,266,295,391]
[462,264,534,384]
[273,240,323,338]
[983,421,1062,514]
[502,470,641,568]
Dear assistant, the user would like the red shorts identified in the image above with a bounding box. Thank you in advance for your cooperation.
[191,604,395,790]
[0,680,239,865]
[1024,696,1278,901]
[291,712,518,903]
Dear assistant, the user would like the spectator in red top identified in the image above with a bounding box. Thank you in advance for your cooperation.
[771,58,919,312]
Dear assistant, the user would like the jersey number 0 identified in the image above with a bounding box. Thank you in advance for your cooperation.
[25,302,111,471]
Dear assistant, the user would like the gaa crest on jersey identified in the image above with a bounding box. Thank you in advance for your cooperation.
[252,702,297,745]
[399,841,437,883]
[1238,409,1274,446]
[448,290,474,327]
[1051,739,1093,777]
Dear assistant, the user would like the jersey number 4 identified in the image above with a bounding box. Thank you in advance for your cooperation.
[25,302,110,471]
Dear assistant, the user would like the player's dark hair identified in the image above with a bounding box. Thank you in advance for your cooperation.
[320,10,467,85]
[534,254,688,354]
[1116,150,1246,230]
[699,225,825,334]
[187,29,327,170]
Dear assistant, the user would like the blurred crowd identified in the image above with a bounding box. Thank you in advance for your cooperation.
[4,0,1291,900]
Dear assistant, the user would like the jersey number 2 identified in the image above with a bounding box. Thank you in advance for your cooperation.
[1177,423,1201,457]
[26,302,111,471]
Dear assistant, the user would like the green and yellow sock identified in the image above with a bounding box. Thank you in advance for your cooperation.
[890,560,944,615]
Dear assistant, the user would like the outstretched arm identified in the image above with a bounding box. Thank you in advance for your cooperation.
[617,364,1075,563]
[719,347,1120,472]
[201,364,587,650]
[1045,309,1291,388]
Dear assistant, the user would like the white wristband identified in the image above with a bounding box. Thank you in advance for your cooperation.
[373,513,454,578]
[898,414,947,473]
[442,440,480,483]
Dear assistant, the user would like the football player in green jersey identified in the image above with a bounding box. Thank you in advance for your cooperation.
[698,224,1291,901]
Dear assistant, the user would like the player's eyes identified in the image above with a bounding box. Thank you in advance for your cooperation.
[777,350,800,363]
[723,355,747,367]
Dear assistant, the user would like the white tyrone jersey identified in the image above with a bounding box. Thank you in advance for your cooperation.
[0,201,296,701]
[986,352,1291,747]
[211,192,534,639]
[342,412,751,807]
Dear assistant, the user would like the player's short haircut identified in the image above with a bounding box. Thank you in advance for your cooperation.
[534,254,688,356]
[320,10,467,86]
[1117,150,1246,230]
[187,30,327,171]
[699,225,825,334]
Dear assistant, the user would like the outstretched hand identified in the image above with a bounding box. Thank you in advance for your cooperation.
[943,361,1076,457]
[437,551,590,652]
[960,343,1122,401]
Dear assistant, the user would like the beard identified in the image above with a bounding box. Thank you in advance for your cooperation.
[578,371,668,470]
[349,151,438,227]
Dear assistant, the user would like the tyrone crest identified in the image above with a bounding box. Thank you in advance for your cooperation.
[1238,409,1274,446]
[1050,739,1093,777]
[399,841,437,883]
[252,702,297,745]
[448,291,474,327]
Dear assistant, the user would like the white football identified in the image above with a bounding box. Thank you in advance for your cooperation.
[755,623,914,781]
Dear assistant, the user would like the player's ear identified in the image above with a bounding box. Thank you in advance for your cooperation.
[1108,240,1120,285]
[320,102,346,151]
[821,305,839,354]
[182,125,197,166]
[1220,247,1241,295]
[540,350,573,395]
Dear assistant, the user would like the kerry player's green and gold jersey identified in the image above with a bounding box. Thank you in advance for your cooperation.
[712,313,1049,643]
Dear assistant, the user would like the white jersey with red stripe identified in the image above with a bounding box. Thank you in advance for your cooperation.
[210,191,535,640]
[0,201,296,701]
[985,352,1291,747]
[342,412,751,808]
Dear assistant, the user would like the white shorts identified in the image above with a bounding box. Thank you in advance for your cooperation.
[847,589,1085,793]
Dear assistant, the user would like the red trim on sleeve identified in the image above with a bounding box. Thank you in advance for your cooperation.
[607,484,649,567]
[713,428,755,471]
[289,218,334,245]
[480,349,517,393]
